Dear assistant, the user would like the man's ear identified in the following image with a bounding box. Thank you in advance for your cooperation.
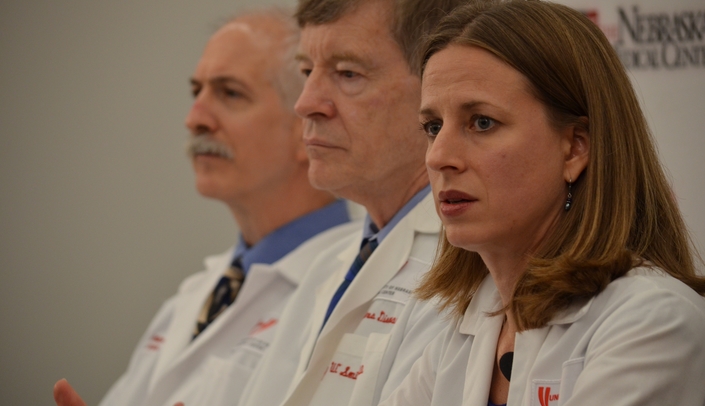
[562,116,590,182]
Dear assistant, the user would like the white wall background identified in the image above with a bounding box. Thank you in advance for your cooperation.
[0,1,291,405]
[0,1,702,405]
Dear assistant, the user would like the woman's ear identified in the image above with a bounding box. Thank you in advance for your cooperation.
[562,116,590,181]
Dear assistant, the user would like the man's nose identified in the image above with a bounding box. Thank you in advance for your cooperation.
[185,93,218,135]
[294,70,336,120]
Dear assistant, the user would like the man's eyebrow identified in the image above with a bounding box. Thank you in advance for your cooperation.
[294,52,373,70]
[189,76,252,93]
[294,53,310,63]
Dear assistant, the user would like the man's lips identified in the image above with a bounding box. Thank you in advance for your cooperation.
[304,137,340,149]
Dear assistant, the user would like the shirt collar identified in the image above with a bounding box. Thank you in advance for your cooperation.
[362,184,431,246]
[458,273,595,335]
[234,199,350,274]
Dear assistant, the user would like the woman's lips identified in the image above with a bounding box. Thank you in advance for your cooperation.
[438,190,477,217]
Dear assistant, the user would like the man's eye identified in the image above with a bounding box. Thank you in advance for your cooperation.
[222,88,241,98]
[474,116,495,131]
[339,70,358,79]
[190,87,201,98]
[422,120,442,137]
[301,68,312,77]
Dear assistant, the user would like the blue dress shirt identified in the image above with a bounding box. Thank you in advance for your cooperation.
[233,199,350,274]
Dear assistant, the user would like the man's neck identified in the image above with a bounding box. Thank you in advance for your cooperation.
[364,170,429,230]
[228,187,336,246]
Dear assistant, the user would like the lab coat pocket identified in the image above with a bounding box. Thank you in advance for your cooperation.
[349,332,392,406]
[557,357,584,406]
[309,333,369,406]
[164,349,263,406]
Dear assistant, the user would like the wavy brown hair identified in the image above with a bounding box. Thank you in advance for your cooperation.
[416,0,705,330]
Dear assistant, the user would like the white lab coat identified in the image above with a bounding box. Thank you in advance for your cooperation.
[381,267,705,406]
[98,220,360,406]
[239,193,450,406]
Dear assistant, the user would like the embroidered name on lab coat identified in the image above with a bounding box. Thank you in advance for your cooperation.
[329,362,364,380]
[235,317,279,354]
[146,335,165,351]
[364,310,397,324]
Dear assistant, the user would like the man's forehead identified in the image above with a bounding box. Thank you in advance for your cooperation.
[210,20,276,54]
[296,21,391,68]
[217,21,255,36]
[195,23,273,77]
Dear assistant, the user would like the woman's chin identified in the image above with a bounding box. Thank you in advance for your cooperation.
[445,229,481,252]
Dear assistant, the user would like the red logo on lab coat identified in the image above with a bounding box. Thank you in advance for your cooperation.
[250,318,277,335]
[538,386,559,406]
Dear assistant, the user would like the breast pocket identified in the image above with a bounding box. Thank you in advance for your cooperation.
[530,358,584,406]
[163,347,265,406]
[557,357,584,406]
[308,332,391,406]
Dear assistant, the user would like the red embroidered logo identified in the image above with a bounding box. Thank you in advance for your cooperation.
[363,311,397,324]
[329,362,364,380]
[249,318,277,335]
[146,335,164,351]
[538,386,559,406]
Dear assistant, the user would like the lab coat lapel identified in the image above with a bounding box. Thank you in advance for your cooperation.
[148,251,232,392]
[289,194,439,405]
[506,297,593,406]
[148,258,285,402]
[320,193,438,337]
[301,242,359,371]
[322,217,414,335]
[459,276,504,405]
[176,264,275,355]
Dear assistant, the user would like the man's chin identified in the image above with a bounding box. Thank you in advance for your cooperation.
[194,177,228,201]
[308,165,354,200]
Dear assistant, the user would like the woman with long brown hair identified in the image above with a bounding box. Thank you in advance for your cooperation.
[380,1,705,405]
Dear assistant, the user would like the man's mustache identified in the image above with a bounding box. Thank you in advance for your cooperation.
[186,135,233,160]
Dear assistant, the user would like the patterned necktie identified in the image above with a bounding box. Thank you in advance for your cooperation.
[321,237,379,328]
[193,256,245,339]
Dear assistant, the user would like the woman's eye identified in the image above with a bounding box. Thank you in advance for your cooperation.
[474,116,495,131]
[422,121,443,137]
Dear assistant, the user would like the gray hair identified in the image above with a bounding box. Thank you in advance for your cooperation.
[220,7,304,111]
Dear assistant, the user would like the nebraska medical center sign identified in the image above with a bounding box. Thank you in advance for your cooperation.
[585,5,705,70]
